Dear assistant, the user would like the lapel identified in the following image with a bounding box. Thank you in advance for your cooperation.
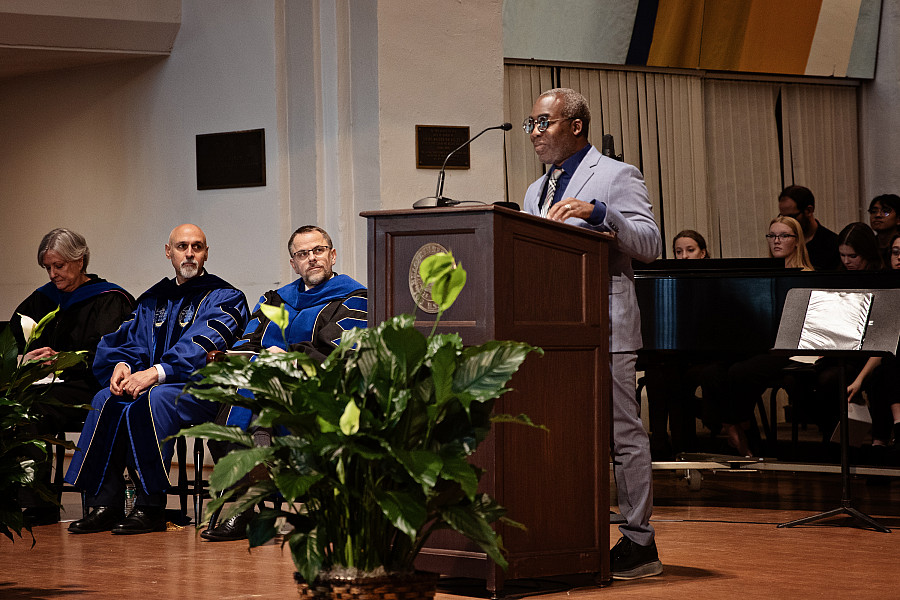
[563,146,600,200]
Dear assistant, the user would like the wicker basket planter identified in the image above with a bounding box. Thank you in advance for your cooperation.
[295,571,439,600]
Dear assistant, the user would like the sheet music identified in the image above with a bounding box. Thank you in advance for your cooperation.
[798,291,873,351]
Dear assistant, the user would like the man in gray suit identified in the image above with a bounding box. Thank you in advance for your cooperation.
[522,88,663,580]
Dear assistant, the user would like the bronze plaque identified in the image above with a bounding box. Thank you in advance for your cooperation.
[408,242,449,314]
[416,125,470,169]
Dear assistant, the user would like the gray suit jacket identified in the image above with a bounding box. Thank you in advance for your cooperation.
[524,145,661,352]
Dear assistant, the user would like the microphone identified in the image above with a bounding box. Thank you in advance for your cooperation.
[413,122,513,208]
[601,133,624,162]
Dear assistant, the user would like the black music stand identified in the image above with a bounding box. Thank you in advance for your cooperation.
[771,288,900,533]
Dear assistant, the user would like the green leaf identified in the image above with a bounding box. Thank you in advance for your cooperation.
[339,399,360,435]
[419,253,455,283]
[290,529,325,585]
[420,252,467,312]
[430,262,466,311]
[439,454,479,500]
[381,325,427,381]
[272,470,324,503]
[454,341,537,402]
[0,326,19,384]
[490,413,548,432]
[27,307,60,345]
[172,423,254,447]
[393,449,442,487]
[259,303,290,333]
[441,504,507,569]
[429,345,457,406]
[374,489,426,539]
[208,446,275,492]
[246,507,280,548]
[317,415,338,433]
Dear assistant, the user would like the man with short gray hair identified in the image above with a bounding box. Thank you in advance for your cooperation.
[522,88,663,580]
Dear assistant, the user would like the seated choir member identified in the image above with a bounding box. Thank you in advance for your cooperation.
[12,228,135,525]
[201,225,367,542]
[868,194,900,266]
[645,230,716,460]
[778,185,840,270]
[847,233,900,457]
[767,215,814,271]
[700,216,813,457]
[672,229,710,259]
[812,223,885,442]
[65,224,249,535]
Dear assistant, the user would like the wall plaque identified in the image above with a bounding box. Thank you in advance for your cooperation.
[416,125,470,169]
[196,128,266,190]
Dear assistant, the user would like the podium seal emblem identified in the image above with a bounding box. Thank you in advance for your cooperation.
[409,242,448,314]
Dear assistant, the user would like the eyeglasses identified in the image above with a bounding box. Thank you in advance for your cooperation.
[765,233,798,241]
[522,116,573,134]
[291,245,331,261]
[868,207,895,216]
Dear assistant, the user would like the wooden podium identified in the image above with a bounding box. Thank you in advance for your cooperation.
[361,205,611,594]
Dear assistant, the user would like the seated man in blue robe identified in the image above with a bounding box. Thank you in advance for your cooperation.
[201,224,367,541]
[65,224,249,535]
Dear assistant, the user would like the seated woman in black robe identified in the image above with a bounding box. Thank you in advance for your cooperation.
[11,228,135,524]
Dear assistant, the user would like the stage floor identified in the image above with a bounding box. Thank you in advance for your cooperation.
[4,468,900,599]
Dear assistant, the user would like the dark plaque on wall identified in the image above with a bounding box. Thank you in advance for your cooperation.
[196,128,266,190]
[416,125,470,169]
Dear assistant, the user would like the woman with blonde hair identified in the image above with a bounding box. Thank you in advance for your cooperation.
[703,216,814,456]
[767,215,814,271]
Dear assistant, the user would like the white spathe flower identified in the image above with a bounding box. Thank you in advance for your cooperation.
[19,314,38,341]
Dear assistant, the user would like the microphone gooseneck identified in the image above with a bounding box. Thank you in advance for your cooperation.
[413,123,512,209]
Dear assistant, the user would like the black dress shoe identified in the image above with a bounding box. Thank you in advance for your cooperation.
[111,507,167,535]
[609,535,663,580]
[200,508,255,542]
[69,506,125,534]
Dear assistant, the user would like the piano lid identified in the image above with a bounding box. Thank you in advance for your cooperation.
[635,262,900,354]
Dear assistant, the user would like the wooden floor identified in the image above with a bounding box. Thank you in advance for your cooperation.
[5,466,900,599]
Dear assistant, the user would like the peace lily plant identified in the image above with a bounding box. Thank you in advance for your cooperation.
[181,252,542,587]
[1,308,85,542]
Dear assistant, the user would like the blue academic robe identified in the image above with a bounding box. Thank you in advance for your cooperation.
[65,272,249,495]
[225,273,367,430]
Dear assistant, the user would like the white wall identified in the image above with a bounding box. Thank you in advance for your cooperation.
[0,0,507,319]
[376,0,506,209]
[859,0,900,208]
[0,0,286,317]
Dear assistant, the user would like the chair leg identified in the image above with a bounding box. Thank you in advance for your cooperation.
[194,438,205,525]
[53,431,66,503]
[756,396,773,444]
[176,436,188,516]
[204,503,223,534]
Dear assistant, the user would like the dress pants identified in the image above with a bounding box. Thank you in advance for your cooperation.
[87,426,166,510]
[611,352,654,546]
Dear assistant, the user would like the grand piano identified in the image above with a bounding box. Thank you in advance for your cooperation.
[634,259,900,458]
[635,259,900,356]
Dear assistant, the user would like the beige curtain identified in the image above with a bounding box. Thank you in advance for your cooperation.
[504,64,554,205]
[704,80,782,259]
[504,65,860,260]
[639,72,708,255]
[781,84,860,233]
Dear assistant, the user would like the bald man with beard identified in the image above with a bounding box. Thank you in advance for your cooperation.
[66,224,249,535]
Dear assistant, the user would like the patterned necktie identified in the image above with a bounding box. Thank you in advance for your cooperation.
[540,169,563,218]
